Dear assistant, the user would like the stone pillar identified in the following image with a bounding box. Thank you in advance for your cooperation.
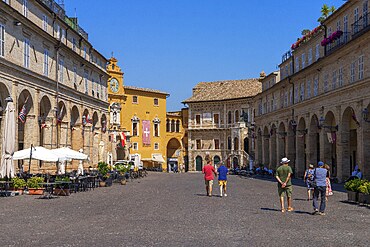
[338,130,350,181]
[286,132,296,173]
[295,134,305,178]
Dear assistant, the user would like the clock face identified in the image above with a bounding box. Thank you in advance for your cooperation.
[110,78,119,93]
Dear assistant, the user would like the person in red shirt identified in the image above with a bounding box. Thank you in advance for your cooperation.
[202,155,217,197]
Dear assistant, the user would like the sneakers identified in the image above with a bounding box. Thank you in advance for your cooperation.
[319,212,325,216]
[224,193,227,197]
[287,207,294,212]
[281,209,286,213]
[312,210,319,215]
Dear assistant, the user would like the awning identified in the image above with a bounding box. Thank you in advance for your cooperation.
[152,154,165,163]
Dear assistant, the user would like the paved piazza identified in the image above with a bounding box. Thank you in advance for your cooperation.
[1,173,369,247]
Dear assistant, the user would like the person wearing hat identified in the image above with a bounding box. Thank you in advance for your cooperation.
[312,161,328,216]
[304,164,315,201]
[275,157,294,212]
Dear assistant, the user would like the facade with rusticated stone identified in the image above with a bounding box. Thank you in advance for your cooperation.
[253,0,370,181]
[0,0,109,173]
[183,79,261,171]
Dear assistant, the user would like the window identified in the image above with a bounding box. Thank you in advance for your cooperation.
[323,74,329,92]
[154,123,159,137]
[154,143,159,150]
[84,46,87,59]
[338,67,344,87]
[301,53,305,69]
[300,83,305,101]
[154,98,158,106]
[284,91,288,107]
[228,111,232,124]
[56,24,60,39]
[313,77,319,96]
[350,61,356,83]
[295,57,299,72]
[42,15,48,32]
[132,122,138,136]
[344,15,348,42]
[72,38,76,51]
[213,113,219,126]
[84,69,88,94]
[336,20,341,31]
[196,139,201,150]
[227,137,231,150]
[175,120,180,132]
[214,139,220,150]
[315,44,320,61]
[166,119,170,132]
[289,88,293,105]
[332,70,337,90]
[73,64,77,85]
[359,55,364,80]
[234,110,239,122]
[43,49,49,76]
[91,78,95,96]
[294,86,298,103]
[23,0,28,17]
[0,24,5,57]
[133,143,138,151]
[308,49,312,65]
[132,96,138,104]
[306,80,311,99]
[23,38,30,68]
[59,57,64,83]
[171,120,175,132]
[285,65,288,78]
[354,7,359,33]
[195,114,201,125]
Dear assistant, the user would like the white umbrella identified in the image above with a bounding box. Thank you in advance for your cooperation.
[52,147,88,160]
[0,99,16,178]
[13,146,59,162]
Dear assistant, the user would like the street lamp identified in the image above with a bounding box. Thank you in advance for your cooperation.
[362,108,370,123]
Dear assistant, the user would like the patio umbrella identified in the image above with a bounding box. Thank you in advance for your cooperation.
[0,99,16,178]
[51,147,88,160]
[13,146,60,162]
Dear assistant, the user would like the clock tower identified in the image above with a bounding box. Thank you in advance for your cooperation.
[107,57,129,162]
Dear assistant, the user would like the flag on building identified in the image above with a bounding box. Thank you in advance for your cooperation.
[56,105,64,124]
[86,114,92,124]
[120,132,126,147]
[142,120,151,145]
[18,104,27,123]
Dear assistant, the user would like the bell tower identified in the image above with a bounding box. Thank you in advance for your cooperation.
[107,57,124,95]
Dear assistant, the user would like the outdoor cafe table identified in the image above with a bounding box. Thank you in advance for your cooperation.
[54,181,72,196]
[0,181,13,197]
[38,182,57,199]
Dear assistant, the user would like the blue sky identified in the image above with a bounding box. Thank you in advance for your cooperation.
[64,0,342,111]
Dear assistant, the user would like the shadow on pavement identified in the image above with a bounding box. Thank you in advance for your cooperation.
[293,210,312,215]
[293,198,308,201]
[260,207,280,212]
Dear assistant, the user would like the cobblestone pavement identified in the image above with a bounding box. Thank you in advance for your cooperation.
[1,172,369,247]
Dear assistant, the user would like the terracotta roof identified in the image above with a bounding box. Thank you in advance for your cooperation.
[183,79,261,103]
[124,85,169,95]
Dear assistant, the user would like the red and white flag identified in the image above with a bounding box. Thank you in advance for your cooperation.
[120,132,126,147]
[142,120,151,145]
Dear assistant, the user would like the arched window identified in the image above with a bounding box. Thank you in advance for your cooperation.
[235,110,239,122]
[176,120,180,132]
[228,111,232,124]
[227,136,231,150]
[171,120,175,132]
[234,137,239,150]
[166,119,170,132]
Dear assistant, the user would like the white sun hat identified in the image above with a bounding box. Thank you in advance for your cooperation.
[280,157,290,164]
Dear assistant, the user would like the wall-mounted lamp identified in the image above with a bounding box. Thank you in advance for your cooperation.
[13,21,22,26]
[362,108,370,123]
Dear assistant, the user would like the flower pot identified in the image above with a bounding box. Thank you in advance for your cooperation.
[347,191,358,202]
[54,188,70,196]
[358,193,370,205]
[120,179,127,185]
[11,188,24,195]
[28,188,45,195]
[99,181,106,187]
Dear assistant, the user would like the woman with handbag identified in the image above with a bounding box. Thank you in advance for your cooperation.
[304,164,315,201]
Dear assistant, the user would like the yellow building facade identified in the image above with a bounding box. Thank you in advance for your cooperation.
[107,57,169,170]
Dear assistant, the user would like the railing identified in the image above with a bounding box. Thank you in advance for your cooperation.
[326,31,351,55]
[40,0,65,19]
[352,13,369,36]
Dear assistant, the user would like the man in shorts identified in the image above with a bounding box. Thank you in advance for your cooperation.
[217,162,228,197]
[202,155,217,197]
[275,157,293,212]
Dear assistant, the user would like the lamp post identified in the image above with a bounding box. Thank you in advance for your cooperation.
[362,108,370,123]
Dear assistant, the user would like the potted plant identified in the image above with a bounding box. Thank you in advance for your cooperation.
[98,162,110,187]
[26,177,45,195]
[358,181,370,205]
[54,176,71,196]
[11,177,26,195]
[115,163,130,185]
[344,178,365,202]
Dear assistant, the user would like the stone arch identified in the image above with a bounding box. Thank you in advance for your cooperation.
[195,155,203,171]
[232,156,239,168]
[70,105,80,151]
[277,122,286,160]
[167,138,182,172]
[323,110,337,177]
[296,117,307,178]
[39,95,52,147]
[270,123,277,169]
[214,155,221,166]
[340,106,359,180]
[263,126,270,165]
[56,100,68,147]
[17,90,34,152]
[309,114,320,166]
[92,111,99,129]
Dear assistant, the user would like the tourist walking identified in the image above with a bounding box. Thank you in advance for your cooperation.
[202,155,217,197]
[312,161,328,215]
[217,162,228,197]
[275,157,293,213]
[304,164,315,201]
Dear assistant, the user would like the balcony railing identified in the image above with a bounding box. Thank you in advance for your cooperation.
[352,13,370,37]
[326,31,351,55]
